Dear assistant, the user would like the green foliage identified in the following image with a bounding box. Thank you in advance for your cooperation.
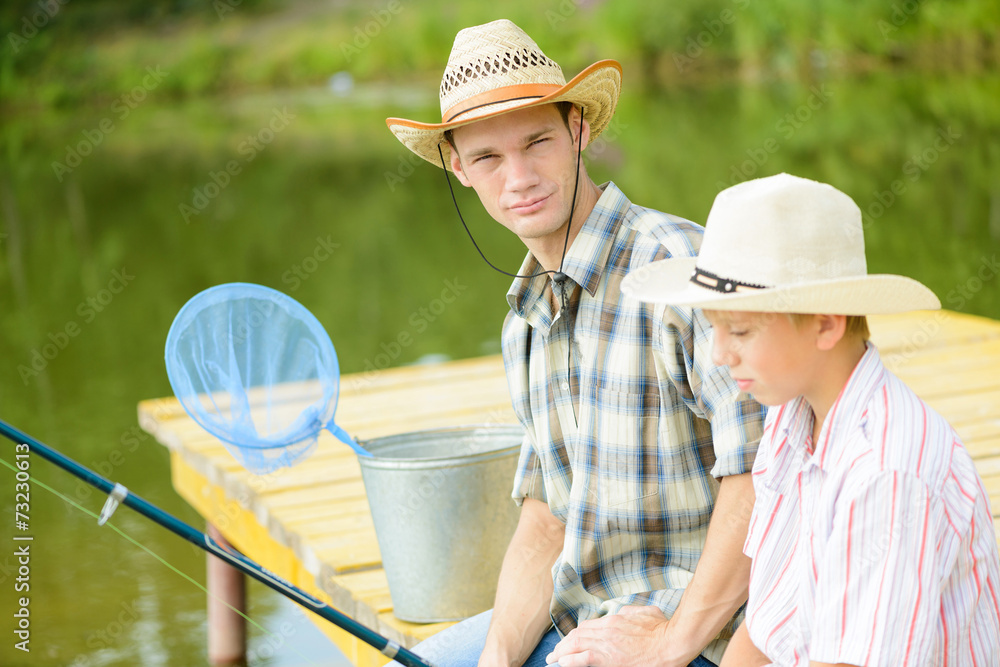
[3,0,999,111]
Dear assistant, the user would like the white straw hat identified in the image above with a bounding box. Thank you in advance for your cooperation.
[385,19,622,170]
[621,173,941,315]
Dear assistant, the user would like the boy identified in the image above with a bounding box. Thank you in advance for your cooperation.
[621,173,1000,666]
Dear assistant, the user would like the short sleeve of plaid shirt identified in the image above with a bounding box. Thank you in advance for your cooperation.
[502,182,764,654]
[655,302,763,480]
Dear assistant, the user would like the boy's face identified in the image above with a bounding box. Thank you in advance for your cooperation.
[704,310,820,407]
[448,103,587,245]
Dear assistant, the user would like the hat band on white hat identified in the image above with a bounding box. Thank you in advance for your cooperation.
[444,83,563,122]
[690,267,768,294]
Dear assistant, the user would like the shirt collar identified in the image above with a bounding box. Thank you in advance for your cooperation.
[506,181,628,327]
[808,342,886,469]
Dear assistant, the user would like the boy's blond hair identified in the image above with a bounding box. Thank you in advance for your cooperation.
[707,311,871,343]
[787,313,870,342]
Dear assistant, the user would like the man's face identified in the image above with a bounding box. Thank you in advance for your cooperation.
[704,310,821,407]
[448,104,587,246]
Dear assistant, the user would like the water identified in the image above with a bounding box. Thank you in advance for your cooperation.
[1,70,998,665]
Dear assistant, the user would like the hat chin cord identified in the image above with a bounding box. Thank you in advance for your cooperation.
[437,105,585,283]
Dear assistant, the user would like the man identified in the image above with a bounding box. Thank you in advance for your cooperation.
[385,19,764,667]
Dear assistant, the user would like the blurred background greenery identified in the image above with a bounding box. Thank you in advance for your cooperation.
[1,1,999,665]
[3,0,999,106]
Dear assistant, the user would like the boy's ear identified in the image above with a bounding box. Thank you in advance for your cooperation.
[814,314,848,351]
[448,144,472,187]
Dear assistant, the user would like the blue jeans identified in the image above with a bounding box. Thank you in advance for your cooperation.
[392,609,718,667]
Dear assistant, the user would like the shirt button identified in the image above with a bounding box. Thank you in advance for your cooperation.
[561,381,570,391]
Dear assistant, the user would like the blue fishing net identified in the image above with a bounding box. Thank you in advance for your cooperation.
[164,283,366,475]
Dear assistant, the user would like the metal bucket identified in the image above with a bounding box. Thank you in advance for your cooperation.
[358,424,523,623]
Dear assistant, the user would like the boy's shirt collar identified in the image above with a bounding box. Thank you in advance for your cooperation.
[802,342,885,470]
[777,343,884,471]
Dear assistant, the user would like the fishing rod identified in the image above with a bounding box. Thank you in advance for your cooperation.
[0,419,435,667]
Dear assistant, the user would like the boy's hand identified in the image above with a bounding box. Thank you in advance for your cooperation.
[544,606,681,667]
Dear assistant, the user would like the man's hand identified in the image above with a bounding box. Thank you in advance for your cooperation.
[548,473,756,667]
[544,606,673,667]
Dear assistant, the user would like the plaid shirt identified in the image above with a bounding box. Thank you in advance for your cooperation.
[502,182,764,663]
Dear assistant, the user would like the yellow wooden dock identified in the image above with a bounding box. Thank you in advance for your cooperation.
[138,310,1000,666]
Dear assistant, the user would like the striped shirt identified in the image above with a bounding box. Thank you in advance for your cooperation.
[502,182,764,664]
[744,343,1000,666]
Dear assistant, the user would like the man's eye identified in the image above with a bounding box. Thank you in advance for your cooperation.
[730,330,749,337]
[530,137,549,147]
[473,154,496,164]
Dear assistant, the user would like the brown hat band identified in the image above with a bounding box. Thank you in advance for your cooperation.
[444,83,563,122]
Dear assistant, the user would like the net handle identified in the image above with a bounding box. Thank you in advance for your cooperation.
[326,422,372,457]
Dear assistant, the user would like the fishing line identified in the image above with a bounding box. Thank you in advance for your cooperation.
[438,103,586,281]
[0,455,322,666]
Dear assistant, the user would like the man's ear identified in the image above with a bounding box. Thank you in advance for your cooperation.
[568,104,592,149]
[814,314,847,351]
[447,143,472,187]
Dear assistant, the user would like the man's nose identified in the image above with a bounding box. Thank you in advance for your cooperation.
[505,153,540,191]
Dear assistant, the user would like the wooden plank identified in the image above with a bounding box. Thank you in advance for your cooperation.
[309,537,383,575]
[974,457,1000,478]
[897,365,1000,401]
[963,436,1000,461]
[882,340,1000,378]
[869,311,1000,353]
[925,387,1000,425]
[377,611,454,649]
[327,569,396,635]
[340,355,507,396]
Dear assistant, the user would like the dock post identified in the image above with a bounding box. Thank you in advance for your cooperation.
[207,523,247,665]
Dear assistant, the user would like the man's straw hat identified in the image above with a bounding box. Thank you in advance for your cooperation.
[385,19,622,170]
[622,173,941,315]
